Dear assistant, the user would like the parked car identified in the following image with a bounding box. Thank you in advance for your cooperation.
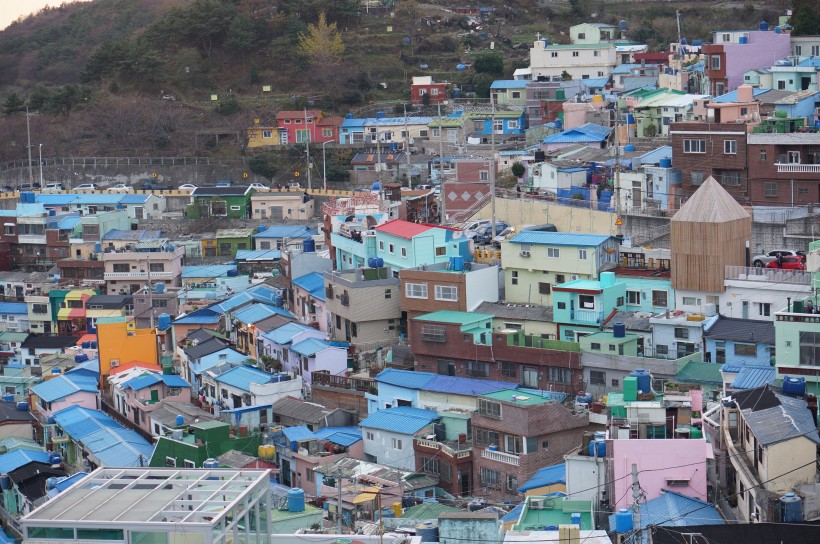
[44,183,64,191]
[492,225,518,248]
[461,219,491,233]
[178,184,198,192]
[765,255,806,271]
[74,184,97,191]
[474,222,510,245]
[248,183,269,191]
[107,184,133,193]
[752,249,803,268]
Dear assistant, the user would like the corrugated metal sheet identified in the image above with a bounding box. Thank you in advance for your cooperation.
[359,406,438,434]
[215,366,277,391]
[0,449,52,474]
[234,303,292,324]
[253,225,315,239]
[282,425,316,442]
[374,369,436,389]
[263,322,315,345]
[31,373,98,403]
[731,366,776,389]
[608,491,724,541]
[517,463,566,492]
[425,375,510,396]
[290,338,333,357]
[292,272,326,301]
[508,231,612,247]
[182,265,236,278]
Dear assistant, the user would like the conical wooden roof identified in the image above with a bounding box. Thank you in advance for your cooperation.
[671,176,750,223]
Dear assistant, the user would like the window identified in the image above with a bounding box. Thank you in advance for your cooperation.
[421,457,440,475]
[437,359,455,376]
[719,171,741,186]
[384,289,392,299]
[149,263,164,272]
[113,264,129,273]
[505,435,522,454]
[758,303,771,317]
[591,342,601,351]
[612,379,619,387]
[557,302,566,310]
[392,438,403,450]
[577,248,588,260]
[590,370,606,385]
[478,399,502,418]
[572,51,579,57]
[626,291,640,305]
[683,139,706,153]
[547,247,560,258]
[538,283,551,295]
[322,128,333,138]
[183,459,196,468]
[787,151,800,164]
[388,243,395,254]
[165,457,176,467]
[656,345,669,355]
[710,55,721,70]
[734,343,756,357]
[674,327,689,339]
[577,32,586,39]
[501,362,517,378]
[556,274,565,284]
[2,225,12,236]
[724,140,737,154]
[682,297,701,306]
[421,324,445,342]
[262,130,272,138]
[401,247,407,258]
[652,290,668,307]
[759,149,767,161]
[666,479,690,487]
[405,283,428,299]
[480,467,499,487]
[152,299,168,308]
[436,246,446,256]
[468,361,490,378]
[479,170,489,181]
[379,241,384,251]
[511,271,518,285]
[475,428,500,447]
[691,171,704,185]
[764,182,778,197]
[579,295,595,309]
[551,51,558,58]
[32,304,48,314]
[210,201,227,216]
[435,285,458,301]
[548,367,571,383]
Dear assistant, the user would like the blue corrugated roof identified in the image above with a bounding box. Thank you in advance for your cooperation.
[731,365,776,390]
[53,406,120,438]
[121,373,190,391]
[36,194,124,206]
[263,322,315,345]
[0,302,28,315]
[213,285,283,313]
[290,338,334,357]
[292,272,326,302]
[56,215,82,230]
[501,502,524,523]
[282,425,316,442]
[254,225,315,239]
[47,472,88,497]
[233,303,293,324]
[517,463,566,492]
[582,78,609,88]
[215,365,276,391]
[490,79,529,89]
[543,123,612,144]
[173,308,222,324]
[313,426,362,447]
[118,194,152,204]
[235,250,281,261]
[0,449,52,474]
[508,231,613,247]
[182,265,237,278]
[53,406,153,467]
[359,406,439,434]
[425,375,511,396]
[638,146,673,165]
[375,369,436,389]
[609,490,724,541]
[713,88,772,103]
[798,58,820,68]
[31,373,99,403]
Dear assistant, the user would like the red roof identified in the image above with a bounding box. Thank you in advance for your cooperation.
[318,117,344,127]
[374,219,434,239]
[276,110,323,120]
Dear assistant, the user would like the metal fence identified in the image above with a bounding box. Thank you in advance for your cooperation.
[0,156,249,173]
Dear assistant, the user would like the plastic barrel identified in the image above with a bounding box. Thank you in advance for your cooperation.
[615,509,633,533]
[287,488,305,512]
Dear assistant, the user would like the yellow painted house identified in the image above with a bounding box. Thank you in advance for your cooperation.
[96,318,159,384]
[247,119,281,148]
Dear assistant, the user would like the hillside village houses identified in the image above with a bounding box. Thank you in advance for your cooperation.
[4,9,820,544]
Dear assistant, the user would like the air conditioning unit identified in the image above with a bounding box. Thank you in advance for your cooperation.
[571,275,580,280]
[520,251,531,257]
[530,498,545,510]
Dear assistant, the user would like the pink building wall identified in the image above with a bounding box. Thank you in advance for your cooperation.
[610,438,713,508]
[37,391,98,418]
[292,441,365,495]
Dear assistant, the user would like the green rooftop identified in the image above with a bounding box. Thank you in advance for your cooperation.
[582,331,638,345]
[414,310,493,325]
[0,332,30,343]
[268,504,322,521]
[513,498,594,531]
[676,360,723,385]
[554,279,604,291]
[429,118,464,128]
[482,389,554,406]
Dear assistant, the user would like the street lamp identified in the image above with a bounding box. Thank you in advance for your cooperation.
[321,140,330,190]
[38,144,43,186]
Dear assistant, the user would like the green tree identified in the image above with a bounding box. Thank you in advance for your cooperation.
[225,14,262,54]
[27,86,52,111]
[2,93,26,116]
[791,0,820,36]
[298,12,345,65]
[248,153,278,181]
[473,50,504,76]
[215,96,241,115]
[511,162,525,178]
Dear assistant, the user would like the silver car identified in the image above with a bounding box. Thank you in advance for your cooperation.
[752,249,803,267]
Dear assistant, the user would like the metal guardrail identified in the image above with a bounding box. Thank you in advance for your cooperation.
[0,156,248,172]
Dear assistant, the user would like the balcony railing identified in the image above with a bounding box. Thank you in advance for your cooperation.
[104,271,176,279]
[311,372,374,392]
[570,309,603,324]
[481,447,520,466]
[725,265,810,285]
[415,438,472,459]
[775,163,820,173]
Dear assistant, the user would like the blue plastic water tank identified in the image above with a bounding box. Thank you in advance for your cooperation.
[692,39,703,46]
[624,144,636,152]
[450,256,465,271]
[290,440,299,452]
[594,431,606,441]
[759,21,769,31]
[155,282,165,294]
[775,26,782,34]
[48,209,56,216]
[227,268,239,277]
[157,313,171,331]
[90,341,97,349]
[302,238,315,253]
[0,475,11,490]
[203,458,220,469]
[376,111,385,119]
[368,257,379,268]
[94,243,102,253]
[456,64,466,71]
[376,257,384,267]
[739,36,748,44]
[176,415,184,426]
[287,488,305,512]
[615,509,633,533]
[416,523,439,542]
[273,293,283,307]
[15,401,28,412]
[588,439,606,457]
[659,158,672,168]
[781,493,803,522]
[783,377,806,398]
[51,368,61,375]
[630,369,651,393]
[571,512,582,526]
[370,181,381,191]
[81,341,91,349]
[576,393,593,404]
[613,322,626,338]
[1,394,12,403]
[49,452,62,466]
[74,354,88,363]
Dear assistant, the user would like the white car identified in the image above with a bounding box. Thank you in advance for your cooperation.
[752,249,804,268]
[107,184,133,193]
[178,184,198,192]
[461,219,491,233]
[74,184,97,191]
[248,183,269,191]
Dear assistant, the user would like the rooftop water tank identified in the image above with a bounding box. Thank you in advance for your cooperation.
[155,282,165,294]
[368,257,379,268]
[16,401,28,412]
[588,439,605,457]
[287,488,305,513]
[780,492,803,522]
[613,322,626,338]
[48,209,56,216]
[176,415,184,426]
[157,313,171,331]
[619,20,628,31]
[227,268,239,277]
[615,509,633,533]
[692,39,703,46]
[630,369,651,394]
[416,522,439,543]
[74,354,88,363]
[456,64,466,71]
[203,458,220,469]
[49,452,62,466]
[1,394,13,403]
[624,144,636,152]
[376,111,385,119]
[571,512,582,526]
[0,475,11,490]
[81,341,91,349]
[783,377,806,398]
[659,158,672,168]
[51,368,61,375]
[303,238,315,253]
[759,21,769,31]
[450,256,465,272]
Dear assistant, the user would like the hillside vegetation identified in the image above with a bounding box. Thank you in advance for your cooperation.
[0,0,803,162]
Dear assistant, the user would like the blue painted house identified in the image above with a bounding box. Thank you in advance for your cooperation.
[339,117,368,144]
[359,406,439,470]
[0,303,29,333]
[617,274,675,313]
[374,219,471,271]
[543,123,612,151]
[465,110,528,138]
[608,490,725,541]
[553,271,626,341]
[703,316,775,366]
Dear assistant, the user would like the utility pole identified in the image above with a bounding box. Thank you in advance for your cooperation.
[438,104,445,222]
[490,97,497,238]
[337,469,344,534]
[403,104,412,189]
[304,108,312,190]
[26,105,33,186]
[147,255,154,329]
[631,463,641,544]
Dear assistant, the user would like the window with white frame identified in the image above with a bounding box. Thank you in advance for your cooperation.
[626,290,640,305]
[401,247,407,258]
[787,151,801,164]
[652,290,668,307]
[682,296,701,306]
[379,241,384,251]
[388,243,395,253]
[480,467,499,487]
[578,249,588,260]
[405,283,428,298]
[758,302,771,316]
[547,247,560,258]
[478,399,501,418]
[683,139,706,153]
[392,438,403,449]
[434,285,458,301]
[366,431,374,440]
[724,140,737,154]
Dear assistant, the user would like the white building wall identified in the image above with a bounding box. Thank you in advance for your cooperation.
[465,265,500,311]
[720,279,809,321]
[362,428,420,471]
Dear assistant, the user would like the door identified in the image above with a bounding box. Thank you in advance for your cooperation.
[522,367,538,388]
[281,459,291,486]
[460,471,469,495]
[741,300,749,320]
[280,131,288,145]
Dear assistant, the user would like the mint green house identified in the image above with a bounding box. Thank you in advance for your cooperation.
[553,271,626,341]
[373,219,472,271]
[579,330,640,357]
[618,275,675,313]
